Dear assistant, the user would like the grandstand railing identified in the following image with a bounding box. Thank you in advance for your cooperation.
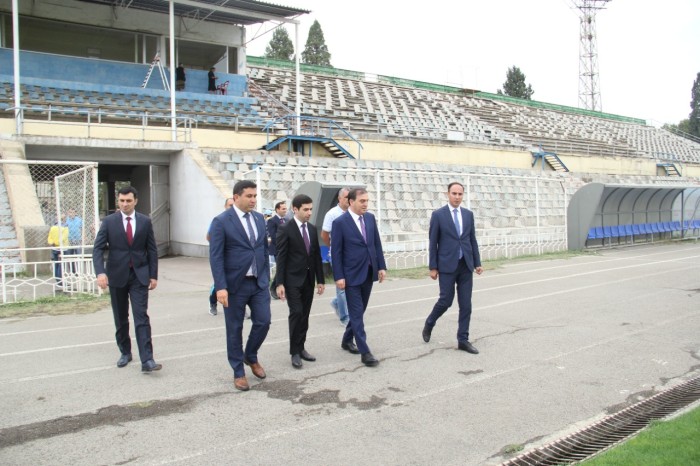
[5,105,195,142]
[236,164,569,268]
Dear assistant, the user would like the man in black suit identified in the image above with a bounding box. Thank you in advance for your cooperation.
[275,194,325,369]
[331,188,387,367]
[209,180,271,391]
[93,186,161,372]
[266,200,287,299]
[422,182,484,354]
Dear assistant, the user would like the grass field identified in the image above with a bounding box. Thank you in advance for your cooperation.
[582,405,700,465]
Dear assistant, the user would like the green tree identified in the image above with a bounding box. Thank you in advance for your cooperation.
[302,20,331,67]
[689,72,700,137]
[264,27,294,62]
[497,66,534,100]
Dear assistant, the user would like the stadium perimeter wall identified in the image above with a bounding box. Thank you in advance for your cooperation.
[2,119,699,179]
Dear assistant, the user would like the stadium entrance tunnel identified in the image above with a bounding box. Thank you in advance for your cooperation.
[567,182,700,250]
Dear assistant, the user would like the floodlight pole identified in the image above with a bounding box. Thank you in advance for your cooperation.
[575,0,611,112]
[295,23,301,135]
[12,0,21,134]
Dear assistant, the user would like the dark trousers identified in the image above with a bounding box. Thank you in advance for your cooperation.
[223,277,271,378]
[343,268,374,354]
[426,259,474,343]
[110,268,153,363]
[287,272,314,355]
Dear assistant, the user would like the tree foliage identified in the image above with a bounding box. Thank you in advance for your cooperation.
[264,27,294,62]
[497,66,534,100]
[302,20,331,67]
[689,72,700,137]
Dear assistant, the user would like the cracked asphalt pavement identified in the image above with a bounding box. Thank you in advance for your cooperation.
[0,242,698,465]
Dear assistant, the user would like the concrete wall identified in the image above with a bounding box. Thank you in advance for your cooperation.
[169,150,229,258]
[0,0,245,46]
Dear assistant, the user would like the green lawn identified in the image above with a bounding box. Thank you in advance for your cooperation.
[582,405,700,465]
[0,293,110,319]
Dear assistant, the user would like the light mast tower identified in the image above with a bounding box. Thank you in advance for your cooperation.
[575,0,611,112]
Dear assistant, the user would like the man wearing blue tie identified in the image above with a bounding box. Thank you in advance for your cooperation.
[422,182,484,354]
[331,188,387,367]
[209,180,271,391]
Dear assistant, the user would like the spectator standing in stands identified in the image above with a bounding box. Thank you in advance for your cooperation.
[175,63,186,91]
[209,180,271,392]
[93,186,161,372]
[275,194,325,369]
[422,182,484,354]
[331,188,387,367]
[206,197,234,316]
[266,201,287,299]
[321,187,350,325]
[47,215,69,288]
[208,67,217,93]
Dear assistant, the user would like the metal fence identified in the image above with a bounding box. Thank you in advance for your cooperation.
[240,165,569,269]
[0,160,99,304]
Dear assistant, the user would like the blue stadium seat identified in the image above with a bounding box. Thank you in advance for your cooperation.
[594,226,604,239]
[650,223,661,234]
[624,224,634,237]
[587,228,597,240]
[632,224,641,236]
[603,226,613,238]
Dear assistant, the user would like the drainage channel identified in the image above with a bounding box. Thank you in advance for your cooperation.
[501,375,700,465]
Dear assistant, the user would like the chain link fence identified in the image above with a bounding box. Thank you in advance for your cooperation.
[0,161,99,303]
[236,164,569,270]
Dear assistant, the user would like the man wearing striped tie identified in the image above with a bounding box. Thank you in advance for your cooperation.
[209,180,271,391]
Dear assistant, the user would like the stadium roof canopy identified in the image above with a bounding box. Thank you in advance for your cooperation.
[74,0,310,25]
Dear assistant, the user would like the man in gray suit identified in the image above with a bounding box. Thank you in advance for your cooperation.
[93,186,161,372]
[422,182,484,354]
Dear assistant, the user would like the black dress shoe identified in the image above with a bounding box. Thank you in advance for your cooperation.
[117,354,132,368]
[341,341,360,354]
[300,349,316,361]
[361,352,379,367]
[291,354,302,368]
[422,324,432,343]
[141,359,163,372]
[458,341,479,354]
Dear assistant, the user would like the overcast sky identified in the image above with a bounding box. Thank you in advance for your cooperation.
[245,0,699,126]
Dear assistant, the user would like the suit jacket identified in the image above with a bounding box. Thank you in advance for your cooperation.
[209,208,269,293]
[275,220,324,288]
[92,211,158,288]
[429,205,481,274]
[266,215,285,256]
[331,211,387,286]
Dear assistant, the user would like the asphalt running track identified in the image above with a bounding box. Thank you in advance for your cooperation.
[0,241,698,465]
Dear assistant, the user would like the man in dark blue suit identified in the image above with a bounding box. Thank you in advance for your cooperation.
[93,186,161,372]
[209,180,271,391]
[422,182,483,354]
[331,188,387,367]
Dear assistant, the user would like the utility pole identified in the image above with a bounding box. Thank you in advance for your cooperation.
[574,0,611,112]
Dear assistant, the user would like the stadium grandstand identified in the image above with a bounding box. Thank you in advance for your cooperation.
[1,0,699,302]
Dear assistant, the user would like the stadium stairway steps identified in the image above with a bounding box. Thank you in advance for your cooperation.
[0,168,22,264]
[656,162,681,177]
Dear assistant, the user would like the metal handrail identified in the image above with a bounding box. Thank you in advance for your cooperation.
[262,115,364,158]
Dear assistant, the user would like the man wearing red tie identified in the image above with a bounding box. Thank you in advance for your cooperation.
[93,186,161,372]
[331,188,387,367]
[275,194,325,369]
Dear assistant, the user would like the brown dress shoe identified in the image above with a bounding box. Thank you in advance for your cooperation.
[244,359,266,379]
[234,376,250,391]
